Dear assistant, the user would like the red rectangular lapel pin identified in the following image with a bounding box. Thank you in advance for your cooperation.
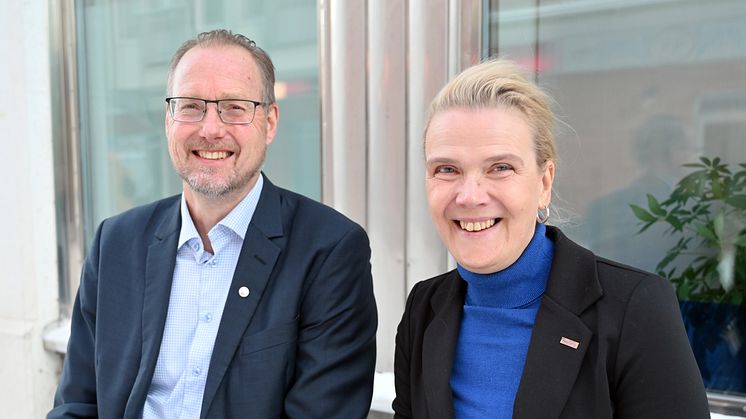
[560,336,580,349]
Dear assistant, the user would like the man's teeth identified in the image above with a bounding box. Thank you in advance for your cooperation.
[459,219,496,232]
[197,151,230,160]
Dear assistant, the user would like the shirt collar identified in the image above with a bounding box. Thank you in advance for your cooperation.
[177,175,264,249]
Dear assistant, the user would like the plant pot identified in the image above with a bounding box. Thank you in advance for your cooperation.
[679,301,746,394]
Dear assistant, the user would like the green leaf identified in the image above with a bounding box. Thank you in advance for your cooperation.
[726,194,746,209]
[646,194,666,217]
[636,221,656,234]
[735,234,746,247]
[696,223,718,243]
[712,175,724,199]
[677,282,692,300]
[682,163,706,169]
[713,212,724,239]
[664,214,684,231]
[630,205,657,223]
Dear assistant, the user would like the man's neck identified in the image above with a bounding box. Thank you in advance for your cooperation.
[182,177,257,252]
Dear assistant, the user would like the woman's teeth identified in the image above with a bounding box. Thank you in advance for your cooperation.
[459,219,496,232]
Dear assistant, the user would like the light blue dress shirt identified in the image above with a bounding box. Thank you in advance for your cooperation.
[143,176,263,419]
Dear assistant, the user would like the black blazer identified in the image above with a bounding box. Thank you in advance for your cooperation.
[393,226,709,419]
[49,174,378,419]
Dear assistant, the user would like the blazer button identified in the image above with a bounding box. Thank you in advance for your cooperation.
[238,286,250,298]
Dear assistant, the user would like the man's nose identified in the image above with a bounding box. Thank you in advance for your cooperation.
[199,104,226,139]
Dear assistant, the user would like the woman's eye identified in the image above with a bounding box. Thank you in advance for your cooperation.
[490,164,514,175]
[435,166,457,175]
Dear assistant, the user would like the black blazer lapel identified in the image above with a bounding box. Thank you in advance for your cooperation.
[200,176,284,417]
[422,271,465,419]
[125,197,181,418]
[513,226,603,419]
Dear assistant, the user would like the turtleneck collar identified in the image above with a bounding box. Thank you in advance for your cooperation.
[457,223,554,309]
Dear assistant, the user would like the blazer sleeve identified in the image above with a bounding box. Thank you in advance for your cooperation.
[392,280,419,419]
[283,224,378,419]
[47,224,103,419]
[612,274,710,419]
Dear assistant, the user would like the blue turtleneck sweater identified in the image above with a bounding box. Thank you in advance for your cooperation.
[450,223,554,419]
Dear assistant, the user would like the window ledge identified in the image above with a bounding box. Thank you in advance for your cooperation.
[42,318,70,354]
[371,371,395,413]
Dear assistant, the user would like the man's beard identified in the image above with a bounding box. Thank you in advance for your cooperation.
[176,149,265,199]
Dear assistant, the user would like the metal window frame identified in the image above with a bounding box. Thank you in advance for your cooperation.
[49,0,85,318]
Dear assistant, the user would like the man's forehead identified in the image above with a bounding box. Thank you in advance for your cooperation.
[177,44,258,71]
[171,45,262,95]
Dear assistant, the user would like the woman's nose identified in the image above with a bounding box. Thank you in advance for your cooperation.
[455,176,489,207]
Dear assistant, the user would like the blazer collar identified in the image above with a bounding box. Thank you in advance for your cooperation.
[422,226,603,419]
[542,226,603,315]
[200,173,284,417]
[513,225,603,419]
[126,196,182,418]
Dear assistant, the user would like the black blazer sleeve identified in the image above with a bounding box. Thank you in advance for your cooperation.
[392,280,419,419]
[610,270,709,418]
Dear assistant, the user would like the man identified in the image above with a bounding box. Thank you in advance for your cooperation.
[49,29,377,419]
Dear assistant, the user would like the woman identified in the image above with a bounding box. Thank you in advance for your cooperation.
[392,59,709,419]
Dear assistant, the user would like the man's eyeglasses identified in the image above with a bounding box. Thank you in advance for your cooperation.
[165,97,266,124]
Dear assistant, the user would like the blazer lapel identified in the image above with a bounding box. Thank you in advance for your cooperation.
[200,176,284,417]
[513,226,603,419]
[422,271,465,419]
[125,197,181,418]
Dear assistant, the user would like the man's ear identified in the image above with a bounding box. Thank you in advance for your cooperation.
[264,103,279,145]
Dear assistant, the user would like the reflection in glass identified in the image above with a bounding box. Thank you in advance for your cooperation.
[77,0,320,244]
[487,0,746,399]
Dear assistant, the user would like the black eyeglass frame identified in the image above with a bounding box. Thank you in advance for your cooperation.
[165,96,267,125]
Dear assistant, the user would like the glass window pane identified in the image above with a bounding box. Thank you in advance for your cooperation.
[77,0,320,243]
[488,0,746,399]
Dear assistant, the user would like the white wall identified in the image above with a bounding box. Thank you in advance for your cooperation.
[0,0,62,416]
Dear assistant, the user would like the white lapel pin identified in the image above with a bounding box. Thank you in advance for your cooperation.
[238,286,250,298]
[560,336,580,349]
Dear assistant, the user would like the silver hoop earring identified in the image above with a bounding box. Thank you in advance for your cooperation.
[537,205,550,224]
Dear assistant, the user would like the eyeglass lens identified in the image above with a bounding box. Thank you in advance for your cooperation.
[169,98,257,124]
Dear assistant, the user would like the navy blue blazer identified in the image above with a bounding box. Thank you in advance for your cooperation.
[393,226,709,419]
[49,174,377,419]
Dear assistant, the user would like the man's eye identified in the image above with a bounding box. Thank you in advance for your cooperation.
[179,101,203,111]
[221,102,249,113]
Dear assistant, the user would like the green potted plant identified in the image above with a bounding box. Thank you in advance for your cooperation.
[630,157,746,393]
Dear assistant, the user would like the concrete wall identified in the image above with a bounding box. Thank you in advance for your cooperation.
[0,0,62,416]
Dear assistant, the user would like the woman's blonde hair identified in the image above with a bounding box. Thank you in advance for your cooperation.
[424,59,556,168]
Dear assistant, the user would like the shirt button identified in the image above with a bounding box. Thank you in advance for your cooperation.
[192,243,200,251]
[210,258,218,266]
[193,366,201,376]
[203,313,213,323]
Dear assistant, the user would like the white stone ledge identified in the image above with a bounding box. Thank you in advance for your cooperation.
[42,318,70,354]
